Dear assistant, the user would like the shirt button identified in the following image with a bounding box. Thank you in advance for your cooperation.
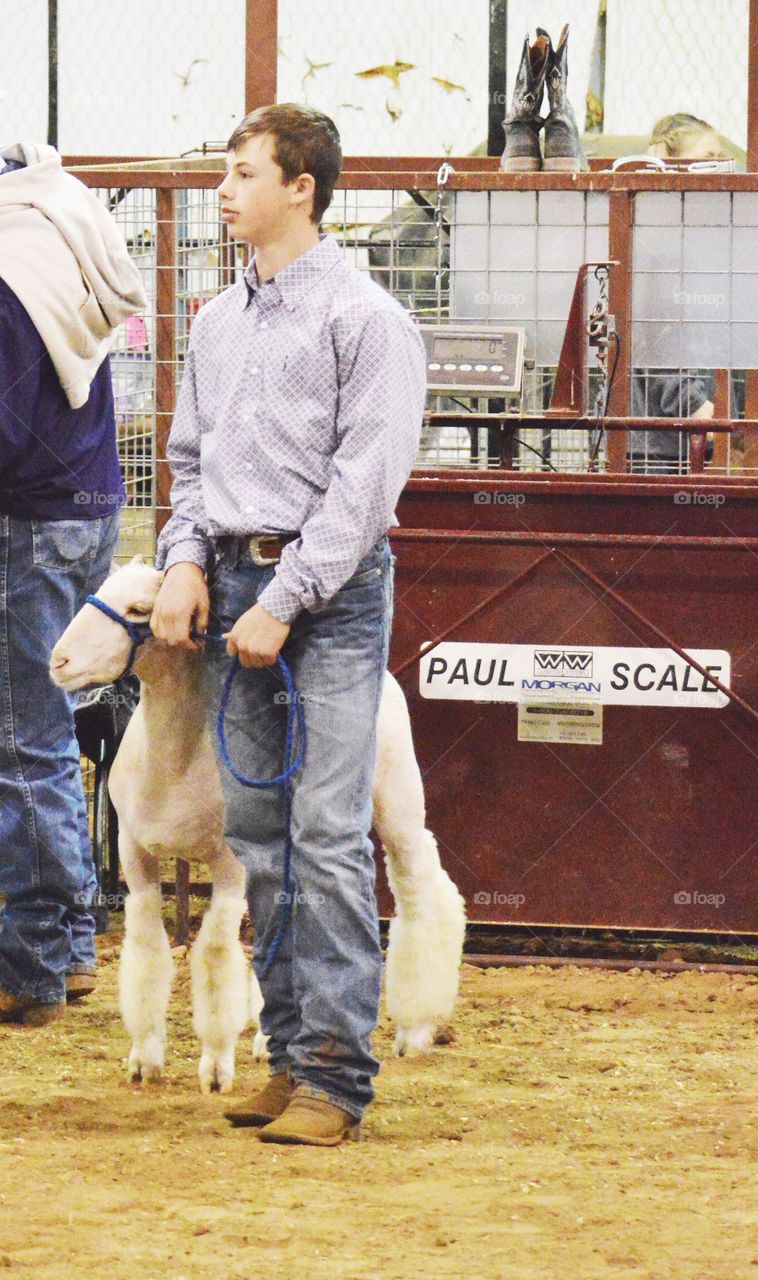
[250,367,260,376]
[245,463,253,472]
[259,321,268,329]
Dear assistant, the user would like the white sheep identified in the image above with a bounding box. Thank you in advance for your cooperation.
[51,559,466,1093]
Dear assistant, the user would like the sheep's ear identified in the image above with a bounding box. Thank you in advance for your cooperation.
[129,554,146,566]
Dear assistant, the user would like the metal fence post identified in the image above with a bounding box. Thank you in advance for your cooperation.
[606,189,633,471]
[245,0,278,114]
[154,186,191,937]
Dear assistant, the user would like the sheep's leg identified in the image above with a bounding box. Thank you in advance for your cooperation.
[118,832,173,1084]
[249,966,269,1063]
[373,674,467,1056]
[190,842,251,1094]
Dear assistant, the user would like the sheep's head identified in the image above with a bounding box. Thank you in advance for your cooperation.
[50,557,164,690]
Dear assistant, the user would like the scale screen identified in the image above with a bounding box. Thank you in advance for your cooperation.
[433,335,510,359]
[420,325,525,394]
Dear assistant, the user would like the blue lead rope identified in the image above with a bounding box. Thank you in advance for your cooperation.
[213,642,306,973]
[85,595,307,970]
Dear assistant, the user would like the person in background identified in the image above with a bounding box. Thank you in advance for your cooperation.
[628,113,724,473]
[0,142,145,1024]
[647,112,727,163]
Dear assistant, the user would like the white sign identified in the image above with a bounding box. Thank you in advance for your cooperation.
[419,644,730,708]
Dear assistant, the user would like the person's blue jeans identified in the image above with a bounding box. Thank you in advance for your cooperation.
[0,511,120,1003]
[206,536,393,1120]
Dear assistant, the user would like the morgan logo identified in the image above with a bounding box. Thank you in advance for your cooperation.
[534,649,594,679]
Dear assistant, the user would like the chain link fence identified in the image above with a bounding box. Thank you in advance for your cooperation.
[0,1,748,159]
[278,0,747,159]
[1,0,246,156]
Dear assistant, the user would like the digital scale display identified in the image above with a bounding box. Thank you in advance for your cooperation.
[433,335,512,359]
[420,325,525,394]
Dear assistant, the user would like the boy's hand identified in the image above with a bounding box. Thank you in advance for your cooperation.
[150,562,209,649]
[224,603,290,668]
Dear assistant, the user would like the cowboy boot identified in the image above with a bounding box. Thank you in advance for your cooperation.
[223,1070,295,1127]
[542,25,588,172]
[500,31,549,172]
[257,1088,361,1146]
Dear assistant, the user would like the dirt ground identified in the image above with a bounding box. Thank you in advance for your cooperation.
[0,927,756,1280]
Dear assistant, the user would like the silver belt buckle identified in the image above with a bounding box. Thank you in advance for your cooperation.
[248,535,281,566]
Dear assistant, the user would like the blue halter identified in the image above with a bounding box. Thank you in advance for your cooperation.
[84,592,306,970]
[85,594,153,677]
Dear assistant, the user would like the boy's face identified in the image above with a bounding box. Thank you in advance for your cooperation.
[218,133,307,245]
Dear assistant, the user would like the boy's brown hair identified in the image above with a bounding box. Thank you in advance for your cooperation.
[227,103,342,223]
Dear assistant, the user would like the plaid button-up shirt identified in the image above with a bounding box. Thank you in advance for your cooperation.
[156,234,427,624]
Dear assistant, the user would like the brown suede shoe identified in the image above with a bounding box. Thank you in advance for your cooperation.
[257,1088,361,1146]
[0,988,66,1026]
[66,972,97,1001]
[223,1072,295,1127]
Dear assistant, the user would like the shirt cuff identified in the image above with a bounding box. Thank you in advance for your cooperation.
[157,537,211,574]
[257,576,304,625]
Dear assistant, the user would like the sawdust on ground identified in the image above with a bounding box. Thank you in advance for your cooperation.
[0,929,756,1280]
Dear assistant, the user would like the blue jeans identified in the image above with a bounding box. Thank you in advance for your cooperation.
[206,536,393,1120]
[0,512,120,1003]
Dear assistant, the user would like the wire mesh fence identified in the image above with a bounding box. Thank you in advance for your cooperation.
[0,1,748,159]
[277,0,748,160]
[99,187,158,559]
[85,167,755,563]
[2,0,246,156]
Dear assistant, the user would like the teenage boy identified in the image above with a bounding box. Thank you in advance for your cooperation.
[152,103,426,1145]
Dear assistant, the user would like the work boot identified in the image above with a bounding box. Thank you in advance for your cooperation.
[223,1071,295,1127]
[257,1088,361,1147]
[500,31,549,172]
[66,971,97,1001]
[542,24,588,172]
[0,988,66,1026]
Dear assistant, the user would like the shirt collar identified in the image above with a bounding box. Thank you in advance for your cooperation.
[243,233,341,310]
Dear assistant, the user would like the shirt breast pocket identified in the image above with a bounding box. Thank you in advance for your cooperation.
[263,346,337,416]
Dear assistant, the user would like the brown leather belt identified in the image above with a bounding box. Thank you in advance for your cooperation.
[215,531,299,566]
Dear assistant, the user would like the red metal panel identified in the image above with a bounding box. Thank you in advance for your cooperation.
[374,475,758,934]
[68,168,758,193]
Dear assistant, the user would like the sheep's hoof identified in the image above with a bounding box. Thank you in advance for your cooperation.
[393,1022,437,1057]
[252,1029,270,1062]
[129,1044,164,1084]
[199,1049,234,1095]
